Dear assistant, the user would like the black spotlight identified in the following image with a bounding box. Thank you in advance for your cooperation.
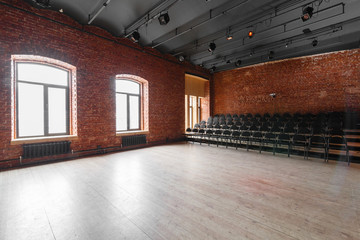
[211,66,216,72]
[130,31,140,43]
[235,60,242,67]
[301,6,314,22]
[158,13,170,25]
[208,43,216,52]
[312,39,318,47]
[268,51,274,60]
[178,55,185,62]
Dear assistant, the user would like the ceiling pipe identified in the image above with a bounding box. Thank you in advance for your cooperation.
[124,0,181,37]
[191,3,345,63]
[201,21,349,68]
[88,0,112,24]
[151,0,250,48]
[171,0,321,56]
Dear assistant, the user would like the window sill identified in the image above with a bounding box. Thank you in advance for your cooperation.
[11,135,78,145]
[116,130,149,137]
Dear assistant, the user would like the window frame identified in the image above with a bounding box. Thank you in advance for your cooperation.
[115,79,141,132]
[15,62,70,138]
[11,55,77,142]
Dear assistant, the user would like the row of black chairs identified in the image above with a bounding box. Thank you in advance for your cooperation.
[185,128,350,165]
[206,111,359,131]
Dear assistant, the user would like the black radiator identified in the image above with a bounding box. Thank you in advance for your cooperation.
[23,141,71,159]
[122,135,147,147]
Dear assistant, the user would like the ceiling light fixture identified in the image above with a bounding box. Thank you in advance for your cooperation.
[268,51,274,60]
[208,42,216,52]
[211,66,216,72]
[312,39,318,47]
[130,31,140,43]
[301,6,314,22]
[226,35,233,41]
[235,60,242,67]
[248,30,254,38]
[158,12,170,25]
[178,55,185,62]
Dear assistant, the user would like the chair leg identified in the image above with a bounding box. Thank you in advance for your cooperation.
[287,144,290,157]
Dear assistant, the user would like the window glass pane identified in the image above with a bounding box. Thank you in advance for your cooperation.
[48,88,67,134]
[18,82,44,137]
[116,80,140,94]
[17,63,68,86]
[189,107,193,128]
[129,96,139,129]
[116,93,127,131]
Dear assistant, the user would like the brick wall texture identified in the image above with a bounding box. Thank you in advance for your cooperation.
[0,0,210,168]
[213,49,360,116]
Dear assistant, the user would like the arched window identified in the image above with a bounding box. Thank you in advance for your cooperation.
[12,55,77,139]
[115,75,148,132]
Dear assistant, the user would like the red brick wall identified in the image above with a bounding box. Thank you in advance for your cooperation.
[213,49,360,115]
[0,0,210,168]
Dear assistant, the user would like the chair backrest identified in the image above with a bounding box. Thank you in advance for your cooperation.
[284,126,295,134]
[223,130,231,136]
[249,125,259,131]
[264,132,276,139]
[252,131,263,138]
[310,136,326,145]
[297,127,311,135]
[214,129,222,135]
[241,131,251,137]
[293,134,307,142]
[240,125,249,131]
[206,129,213,134]
[232,131,240,137]
[230,125,238,131]
[278,133,290,141]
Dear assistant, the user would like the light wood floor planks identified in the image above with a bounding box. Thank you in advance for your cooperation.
[0,142,359,240]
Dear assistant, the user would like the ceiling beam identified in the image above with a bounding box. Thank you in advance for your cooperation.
[191,3,345,64]
[88,0,112,24]
[151,0,250,48]
[171,0,313,56]
[203,15,360,68]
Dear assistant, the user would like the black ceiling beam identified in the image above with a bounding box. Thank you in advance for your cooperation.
[203,15,360,68]
[191,3,345,64]
[151,0,250,48]
[88,0,112,24]
[171,0,317,57]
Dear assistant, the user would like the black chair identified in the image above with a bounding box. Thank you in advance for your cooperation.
[263,132,277,155]
[249,124,259,131]
[277,133,291,157]
[309,136,327,161]
[327,135,350,165]
[291,134,308,159]
[297,127,311,136]
[230,125,238,131]
[239,124,249,131]
[221,130,232,148]
[197,129,205,144]
[231,131,241,149]
[213,129,223,147]
[240,131,251,150]
[204,129,213,146]
[283,126,296,135]
[250,131,263,153]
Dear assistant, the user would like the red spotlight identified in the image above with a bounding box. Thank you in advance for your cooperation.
[248,31,254,38]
